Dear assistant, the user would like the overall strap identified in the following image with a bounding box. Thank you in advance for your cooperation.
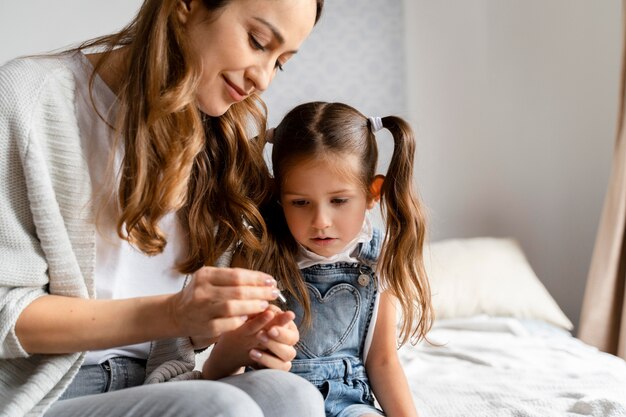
[355,228,382,265]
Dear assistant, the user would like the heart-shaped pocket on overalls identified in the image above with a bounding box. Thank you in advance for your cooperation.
[296,282,362,358]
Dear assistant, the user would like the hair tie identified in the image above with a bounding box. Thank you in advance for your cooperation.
[265,127,276,144]
[368,116,383,133]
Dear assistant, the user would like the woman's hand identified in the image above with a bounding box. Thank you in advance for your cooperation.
[202,304,299,380]
[170,266,280,342]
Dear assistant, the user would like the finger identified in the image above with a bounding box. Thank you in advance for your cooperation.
[257,331,297,362]
[192,282,280,304]
[196,266,276,288]
[214,285,282,302]
[260,311,295,332]
[210,299,272,319]
[244,308,275,323]
[249,349,293,372]
[267,310,296,328]
[203,316,249,338]
[237,309,276,336]
[262,312,298,338]
[266,304,283,312]
[262,324,299,346]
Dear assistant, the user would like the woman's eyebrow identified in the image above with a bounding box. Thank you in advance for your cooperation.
[253,17,285,45]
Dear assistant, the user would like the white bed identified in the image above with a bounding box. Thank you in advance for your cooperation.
[401,237,626,417]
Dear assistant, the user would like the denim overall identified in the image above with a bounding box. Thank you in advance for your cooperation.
[288,229,384,417]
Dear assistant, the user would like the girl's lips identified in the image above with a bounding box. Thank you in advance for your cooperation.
[310,237,337,247]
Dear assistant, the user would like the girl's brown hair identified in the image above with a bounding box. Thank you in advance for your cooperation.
[248,101,433,345]
[75,0,324,272]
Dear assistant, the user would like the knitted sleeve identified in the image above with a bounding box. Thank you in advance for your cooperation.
[0,58,52,359]
[0,56,94,359]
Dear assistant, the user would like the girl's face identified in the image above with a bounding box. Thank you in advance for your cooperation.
[180,0,317,116]
[280,156,376,258]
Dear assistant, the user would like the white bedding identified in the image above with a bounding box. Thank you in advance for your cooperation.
[399,316,626,417]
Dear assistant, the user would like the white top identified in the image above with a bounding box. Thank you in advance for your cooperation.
[296,216,381,362]
[297,216,374,270]
[68,53,188,365]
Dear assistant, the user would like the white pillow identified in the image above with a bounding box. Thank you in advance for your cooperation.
[424,237,573,330]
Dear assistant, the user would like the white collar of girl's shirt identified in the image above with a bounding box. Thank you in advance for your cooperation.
[296,215,374,270]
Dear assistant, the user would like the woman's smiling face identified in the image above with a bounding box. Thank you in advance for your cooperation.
[180,0,317,116]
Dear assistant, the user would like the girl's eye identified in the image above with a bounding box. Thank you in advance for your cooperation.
[331,198,349,205]
[275,61,284,72]
[290,200,309,207]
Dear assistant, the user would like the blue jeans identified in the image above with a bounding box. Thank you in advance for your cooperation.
[46,356,324,417]
[291,357,383,417]
[58,357,147,399]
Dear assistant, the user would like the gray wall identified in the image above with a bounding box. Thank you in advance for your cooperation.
[404,0,622,330]
[0,1,143,62]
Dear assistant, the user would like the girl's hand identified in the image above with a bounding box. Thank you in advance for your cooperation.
[169,266,280,341]
[250,305,298,370]
[202,305,299,380]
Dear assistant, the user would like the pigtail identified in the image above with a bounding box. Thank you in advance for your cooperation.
[379,116,434,346]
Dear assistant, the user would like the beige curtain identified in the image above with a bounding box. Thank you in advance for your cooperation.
[578,2,626,360]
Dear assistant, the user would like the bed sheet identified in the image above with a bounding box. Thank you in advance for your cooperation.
[399,316,626,417]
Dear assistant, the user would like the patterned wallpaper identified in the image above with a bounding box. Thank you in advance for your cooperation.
[263,0,407,126]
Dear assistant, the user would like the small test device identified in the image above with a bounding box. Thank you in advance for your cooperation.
[275,289,287,304]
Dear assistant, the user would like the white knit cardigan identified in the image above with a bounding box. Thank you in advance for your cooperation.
[0,54,208,417]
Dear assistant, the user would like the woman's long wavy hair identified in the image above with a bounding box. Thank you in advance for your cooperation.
[74,0,324,272]
[247,102,433,346]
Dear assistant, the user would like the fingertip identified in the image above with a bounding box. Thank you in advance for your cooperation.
[266,304,282,314]
[257,331,269,344]
[261,273,276,287]
[245,309,274,329]
[268,327,279,338]
[260,309,275,320]
[273,310,295,326]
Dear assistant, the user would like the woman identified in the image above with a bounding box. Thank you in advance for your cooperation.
[0,0,324,416]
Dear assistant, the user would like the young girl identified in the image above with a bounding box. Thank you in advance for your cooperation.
[244,101,434,417]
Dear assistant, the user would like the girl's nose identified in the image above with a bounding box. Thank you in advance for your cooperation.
[312,207,332,230]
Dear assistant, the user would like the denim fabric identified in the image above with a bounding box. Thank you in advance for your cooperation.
[48,380,264,417]
[288,229,385,417]
[50,360,324,417]
[59,356,147,400]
